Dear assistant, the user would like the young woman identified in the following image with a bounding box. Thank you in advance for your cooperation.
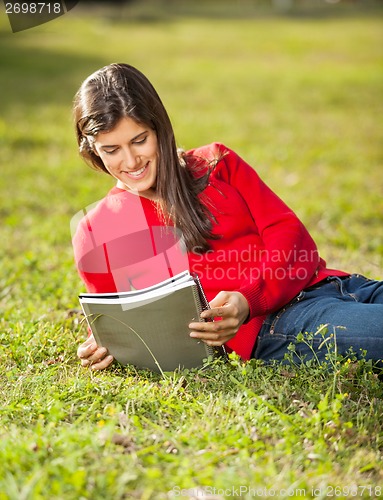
[72,63,383,371]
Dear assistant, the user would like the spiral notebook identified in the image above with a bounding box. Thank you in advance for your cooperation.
[79,271,227,373]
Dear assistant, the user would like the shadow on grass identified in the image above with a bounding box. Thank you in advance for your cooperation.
[0,31,106,114]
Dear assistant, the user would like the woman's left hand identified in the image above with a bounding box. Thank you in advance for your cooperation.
[189,291,250,346]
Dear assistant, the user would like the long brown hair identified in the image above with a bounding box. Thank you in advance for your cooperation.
[73,63,217,252]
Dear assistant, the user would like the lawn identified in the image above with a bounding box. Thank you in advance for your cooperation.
[0,3,382,498]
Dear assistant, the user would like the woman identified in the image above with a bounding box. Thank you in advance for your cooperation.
[72,63,383,370]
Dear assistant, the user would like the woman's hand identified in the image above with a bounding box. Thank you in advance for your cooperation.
[77,334,114,370]
[189,291,250,346]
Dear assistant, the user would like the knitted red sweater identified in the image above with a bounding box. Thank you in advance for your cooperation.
[72,143,348,359]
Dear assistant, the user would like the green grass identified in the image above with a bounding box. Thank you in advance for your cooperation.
[0,4,383,498]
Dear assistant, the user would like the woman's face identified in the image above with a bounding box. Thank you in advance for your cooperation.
[93,116,159,199]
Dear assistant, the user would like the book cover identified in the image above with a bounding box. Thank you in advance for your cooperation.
[79,271,227,373]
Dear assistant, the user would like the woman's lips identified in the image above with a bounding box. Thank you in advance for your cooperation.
[124,161,149,179]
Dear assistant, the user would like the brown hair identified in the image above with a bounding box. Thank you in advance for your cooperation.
[73,63,217,252]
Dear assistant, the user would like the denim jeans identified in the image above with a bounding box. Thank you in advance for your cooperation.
[253,275,383,366]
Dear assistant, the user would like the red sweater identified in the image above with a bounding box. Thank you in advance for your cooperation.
[72,143,348,359]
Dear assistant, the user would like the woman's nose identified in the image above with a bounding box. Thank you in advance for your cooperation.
[122,147,138,169]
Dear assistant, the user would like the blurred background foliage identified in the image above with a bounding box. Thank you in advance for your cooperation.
[74,0,383,15]
[72,0,383,19]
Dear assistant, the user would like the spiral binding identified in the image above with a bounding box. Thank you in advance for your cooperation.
[192,273,228,361]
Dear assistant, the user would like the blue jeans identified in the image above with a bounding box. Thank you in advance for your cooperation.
[253,275,383,366]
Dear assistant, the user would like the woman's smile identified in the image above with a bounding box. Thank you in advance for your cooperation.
[123,161,150,179]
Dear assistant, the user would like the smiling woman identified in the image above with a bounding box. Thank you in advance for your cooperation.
[72,63,383,372]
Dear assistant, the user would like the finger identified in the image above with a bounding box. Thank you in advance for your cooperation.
[86,346,108,363]
[189,328,235,343]
[80,334,96,349]
[209,291,231,309]
[80,348,111,367]
[189,318,239,345]
[79,346,107,366]
[77,341,97,359]
[190,329,234,341]
[189,317,237,333]
[88,354,114,370]
[195,333,233,346]
[200,305,232,320]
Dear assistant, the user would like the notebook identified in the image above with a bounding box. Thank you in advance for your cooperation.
[79,271,227,373]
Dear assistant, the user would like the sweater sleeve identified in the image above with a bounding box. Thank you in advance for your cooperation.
[214,143,321,319]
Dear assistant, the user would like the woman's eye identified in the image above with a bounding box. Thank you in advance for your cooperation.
[103,149,118,155]
[133,136,147,145]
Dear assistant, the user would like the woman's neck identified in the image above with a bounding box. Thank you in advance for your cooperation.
[116,180,159,201]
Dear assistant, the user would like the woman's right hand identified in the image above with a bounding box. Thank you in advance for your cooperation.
[77,334,114,370]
